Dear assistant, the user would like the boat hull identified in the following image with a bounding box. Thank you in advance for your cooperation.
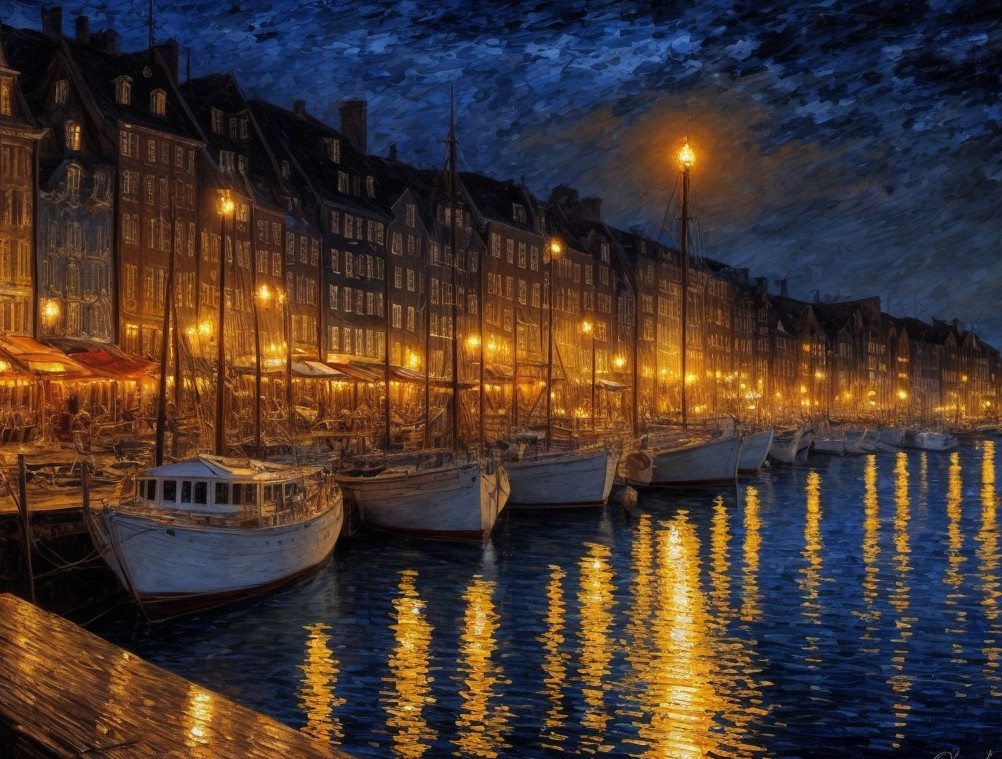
[338,460,510,541]
[738,429,774,473]
[904,430,959,451]
[505,447,619,508]
[87,499,344,613]
[620,434,741,488]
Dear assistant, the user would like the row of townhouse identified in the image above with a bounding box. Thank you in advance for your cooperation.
[0,8,996,448]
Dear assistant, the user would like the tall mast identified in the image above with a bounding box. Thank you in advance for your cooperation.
[154,199,176,466]
[447,90,461,451]
[215,193,234,455]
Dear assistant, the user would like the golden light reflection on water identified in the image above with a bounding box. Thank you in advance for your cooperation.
[977,440,1002,695]
[709,494,732,625]
[741,485,762,623]
[800,471,823,648]
[945,451,967,656]
[453,575,510,758]
[634,515,725,759]
[577,541,615,755]
[297,621,345,747]
[888,451,914,748]
[383,570,435,758]
[857,456,881,641]
[539,564,570,751]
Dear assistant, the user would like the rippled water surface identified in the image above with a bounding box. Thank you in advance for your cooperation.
[94,441,1002,758]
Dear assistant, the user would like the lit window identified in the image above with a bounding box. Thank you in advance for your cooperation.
[0,79,10,116]
[64,121,82,151]
[114,76,132,105]
[150,88,166,116]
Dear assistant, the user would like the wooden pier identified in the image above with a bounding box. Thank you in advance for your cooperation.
[0,593,356,758]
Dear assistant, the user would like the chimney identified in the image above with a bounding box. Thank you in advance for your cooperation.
[75,16,90,44]
[90,29,119,54]
[339,99,367,155]
[293,100,307,118]
[578,196,603,223]
[41,6,63,38]
[155,40,179,84]
[779,277,789,297]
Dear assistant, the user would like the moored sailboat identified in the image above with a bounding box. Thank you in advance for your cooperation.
[738,427,775,473]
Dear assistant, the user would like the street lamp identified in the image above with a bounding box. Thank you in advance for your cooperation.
[545,238,562,449]
[582,318,595,430]
[677,138,695,428]
[253,282,273,454]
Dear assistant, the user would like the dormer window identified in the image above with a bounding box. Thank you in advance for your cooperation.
[329,138,341,163]
[366,176,375,198]
[219,150,235,173]
[114,76,132,105]
[150,89,166,116]
[211,108,223,134]
[54,79,69,106]
[337,171,348,193]
[64,121,82,151]
[512,203,526,224]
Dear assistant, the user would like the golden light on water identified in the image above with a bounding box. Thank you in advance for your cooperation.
[858,456,882,639]
[977,440,1002,695]
[944,451,967,656]
[539,564,569,751]
[454,575,509,757]
[741,485,762,623]
[888,451,914,748]
[577,542,615,755]
[297,621,344,746]
[709,494,732,623]
[384,569,435,758]
[800,471,823,634]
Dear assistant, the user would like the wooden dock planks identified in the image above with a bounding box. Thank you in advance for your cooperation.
[0,593,356,758]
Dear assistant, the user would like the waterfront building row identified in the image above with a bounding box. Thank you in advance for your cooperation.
[0,8,997,450]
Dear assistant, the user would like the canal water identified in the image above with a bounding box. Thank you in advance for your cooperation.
[93,441,1002,758]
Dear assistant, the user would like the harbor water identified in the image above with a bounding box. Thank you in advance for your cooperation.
[93,440,1002,758]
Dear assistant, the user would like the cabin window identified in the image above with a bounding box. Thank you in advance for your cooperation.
[263,485,272,502]
[142,479,156,501]
[194,481,208,504]
[180,480,192,503]
[215,482,229,504]
[162,480,177,502]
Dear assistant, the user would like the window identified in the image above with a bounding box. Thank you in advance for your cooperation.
[366,176,375,198]
[54,79,69,106]
[66,164,81,193]
[337,171,348,193]
[0,79,10,116]
[329,139,341,163]
[219,150,234,172]
[114,75,132,105]
[150,88,167,116]
[211,108,223,134]
[64,121,82,151]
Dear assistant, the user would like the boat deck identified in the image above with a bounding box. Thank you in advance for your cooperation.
[0,593,356,758]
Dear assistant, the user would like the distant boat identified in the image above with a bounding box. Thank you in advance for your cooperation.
[738,428,775,473]
[903,429,959,451]
[503,439,620,508]
[336,450,509,541]
[85,455,344,617]
[768,425,813,465]
[619,430,741,488]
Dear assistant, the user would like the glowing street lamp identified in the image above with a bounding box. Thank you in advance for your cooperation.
[41,299,61,331]
[545,238,562,449]
[215,191,235,455]
[677,138,695,427]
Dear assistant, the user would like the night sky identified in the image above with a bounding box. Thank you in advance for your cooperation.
[5,0,1002,343]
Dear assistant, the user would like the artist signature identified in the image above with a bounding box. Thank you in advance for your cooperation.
[935,752,994,759]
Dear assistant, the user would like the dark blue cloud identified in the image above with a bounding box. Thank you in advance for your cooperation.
[5,0,1002,341]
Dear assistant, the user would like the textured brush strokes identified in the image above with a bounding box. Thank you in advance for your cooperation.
[6,0,1002,340]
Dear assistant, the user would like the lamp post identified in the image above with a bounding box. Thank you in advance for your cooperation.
[154,197,178,466]
[582,319,595,430]
[545,239,561,450]
[678,139,695,428]
[215,192,235,456]
[254,283,272,455]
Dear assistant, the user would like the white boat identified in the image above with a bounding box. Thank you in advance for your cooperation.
[738,428,775,473]
[336,450,509,541]
[768,425,814,464]
[504,442,620,508]
[619,431,741,488]
[904,429,959,451]
[85,455,344,616]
